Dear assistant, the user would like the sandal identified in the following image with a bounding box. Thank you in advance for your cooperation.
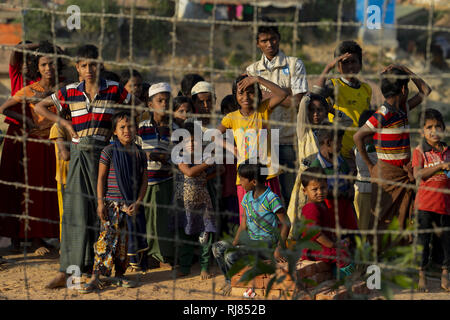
[78,279,106,294]
[110,277,137,288]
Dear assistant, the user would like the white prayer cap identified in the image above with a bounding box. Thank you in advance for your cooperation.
[148,82,172,97]
[191,81,214,96]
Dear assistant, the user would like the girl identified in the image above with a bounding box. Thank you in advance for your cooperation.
[287,93,353,234]
[120,69,143,102]
[0,41,64,254]
[79,111,148,293]
[173,122,217,280]
[216,75,288,224]
[172,96,194,130]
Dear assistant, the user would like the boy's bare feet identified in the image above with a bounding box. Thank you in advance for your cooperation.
[35,246,50,256]
[441,269,449,292]
[32,238,51,256]
[200,270,212,280]
[218,282,232,296]
[418,270,428,292]
[45,272,67,289]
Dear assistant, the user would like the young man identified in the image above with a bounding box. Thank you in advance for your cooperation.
[34,44,144,289]
[353,65,432,231]
[246,18,308,208]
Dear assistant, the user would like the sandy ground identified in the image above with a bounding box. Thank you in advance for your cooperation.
[1,242,450,301]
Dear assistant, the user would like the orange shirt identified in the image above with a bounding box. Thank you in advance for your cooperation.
[12,82,57,138]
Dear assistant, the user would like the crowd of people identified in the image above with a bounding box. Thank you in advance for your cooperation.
[0,19,448,296]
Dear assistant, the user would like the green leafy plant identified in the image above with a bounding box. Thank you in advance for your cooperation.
[228,217,419,300]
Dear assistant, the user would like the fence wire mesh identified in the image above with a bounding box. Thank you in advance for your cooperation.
[0,0,449,300]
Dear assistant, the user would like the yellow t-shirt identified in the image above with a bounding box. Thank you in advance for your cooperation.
[221,100,279,185]
[327,78,372,159]
[49,123,71,185]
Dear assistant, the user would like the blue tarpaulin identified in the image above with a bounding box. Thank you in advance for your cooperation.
[356,0,396,27]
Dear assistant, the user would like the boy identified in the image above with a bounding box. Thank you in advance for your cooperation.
[300,167,355,276]
[354,110,377,231]
[313,40,372,173]
[412,108,449,292]
[354,64,432,230]
[310,126,358,225]
[34,44,144,289]
[190,81,215,125]
[137,82,174,267]
[212,162,291,296]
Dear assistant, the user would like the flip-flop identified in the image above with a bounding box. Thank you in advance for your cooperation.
[78,279,106,294]
[110,277,137,288]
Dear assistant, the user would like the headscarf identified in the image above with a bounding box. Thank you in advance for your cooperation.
[112,139,145,205]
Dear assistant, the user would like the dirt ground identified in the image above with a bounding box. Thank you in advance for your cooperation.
[1,244,449,301]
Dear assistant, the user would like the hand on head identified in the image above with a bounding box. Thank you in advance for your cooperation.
[381,64,411,74]
[237,76,258,93]
[328,52,352,70]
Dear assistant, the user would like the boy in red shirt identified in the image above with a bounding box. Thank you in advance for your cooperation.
[412,108,450,292]
[300,167,356,277]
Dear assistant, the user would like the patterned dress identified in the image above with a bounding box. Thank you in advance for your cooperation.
[173,165,216,235]
[93,202,129,276]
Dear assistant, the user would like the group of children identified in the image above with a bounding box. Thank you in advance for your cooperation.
[0,35,448,296]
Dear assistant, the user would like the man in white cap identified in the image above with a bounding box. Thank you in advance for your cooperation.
[190,81,216,127]
[246,18,308,208]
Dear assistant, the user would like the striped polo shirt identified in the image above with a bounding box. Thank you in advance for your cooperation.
[242,187,283,241]
[137,118,172,185]
[366,102,411,167]
[51,78,130,141]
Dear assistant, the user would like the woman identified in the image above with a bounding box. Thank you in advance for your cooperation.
[0,41,65,255]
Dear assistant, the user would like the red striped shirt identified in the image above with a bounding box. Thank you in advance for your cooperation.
[51,78,130,141]
[366,102,411,167]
